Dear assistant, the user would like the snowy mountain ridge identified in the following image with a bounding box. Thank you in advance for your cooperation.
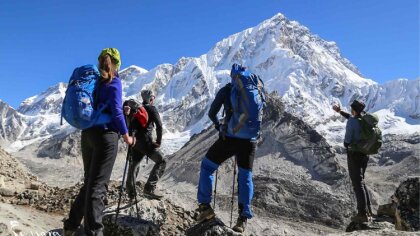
[1,13,419,154]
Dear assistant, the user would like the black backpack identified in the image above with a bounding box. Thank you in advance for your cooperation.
[123,99,149,129]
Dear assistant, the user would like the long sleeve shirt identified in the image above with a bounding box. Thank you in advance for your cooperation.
[344,117,361,145]
[339,111,351,119]
[94,77,128,135]
[144,104,163,144]
[208,83,232,125]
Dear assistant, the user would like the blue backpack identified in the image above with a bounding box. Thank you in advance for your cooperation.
[61,65,111,129]
[227,69,266,140]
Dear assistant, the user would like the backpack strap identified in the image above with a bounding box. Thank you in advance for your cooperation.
[232,75,249,133]
[254,75,266,106]
[91,80,110,128]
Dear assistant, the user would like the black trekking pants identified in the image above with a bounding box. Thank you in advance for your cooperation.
[347,151,372,215]
[64,128,119,236]
[126,142,166,197]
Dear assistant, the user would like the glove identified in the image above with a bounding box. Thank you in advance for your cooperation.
[219,124,227,139]
[333,104,341,113]
[214,123,221,131]
[153,142,161,148]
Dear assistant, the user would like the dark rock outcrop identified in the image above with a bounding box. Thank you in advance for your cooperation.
[394,177,419,231]
[262,94,345,184]
[346,177,419,234]
[103,215,160,236]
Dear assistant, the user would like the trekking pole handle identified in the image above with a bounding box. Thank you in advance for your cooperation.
[132,130,136,138]
[130,130,136,147]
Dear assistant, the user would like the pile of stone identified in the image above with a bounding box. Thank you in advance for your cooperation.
[103,181,196,236]
[0,148,45,206]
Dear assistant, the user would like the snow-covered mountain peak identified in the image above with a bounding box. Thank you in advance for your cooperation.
[1,13,418,154]
[18,82,67,116]
[371,78,420,120]
[119,65,148,77]
[0,99,16,113]
[206,13,371,93]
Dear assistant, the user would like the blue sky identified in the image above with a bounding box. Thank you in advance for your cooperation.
[0,0,418,108]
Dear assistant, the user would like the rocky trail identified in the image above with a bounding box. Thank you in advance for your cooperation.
[1,144,419,235]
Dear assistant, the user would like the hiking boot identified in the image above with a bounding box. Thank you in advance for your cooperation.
[368,206,375,219]
[367,212,375,222]
[144,188,164,200]
[232,216,247,233]
[351,212,370,223]
[196,204,216,222]
[63,219,77,236]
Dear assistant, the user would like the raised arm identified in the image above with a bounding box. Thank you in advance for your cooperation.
[333,104,351,119]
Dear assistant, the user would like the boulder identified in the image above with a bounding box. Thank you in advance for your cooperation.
[377,203,397,218]
[345,220,395,232]
[0,187,14,197]
[103,214,160,236]
[186,218,243,236]
[29,181,41,190]
[393,177,419,231]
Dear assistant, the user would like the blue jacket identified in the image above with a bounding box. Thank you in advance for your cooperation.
[208,83,232,126]
[94,77,128,135]
[344,116,361,145]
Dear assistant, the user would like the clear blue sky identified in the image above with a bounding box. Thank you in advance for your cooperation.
[0,0,418,108]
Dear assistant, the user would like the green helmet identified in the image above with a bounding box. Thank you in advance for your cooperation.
[98,48,121,70]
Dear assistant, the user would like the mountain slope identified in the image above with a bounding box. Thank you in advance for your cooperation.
[0,100,27,146]
[157,95,419,235]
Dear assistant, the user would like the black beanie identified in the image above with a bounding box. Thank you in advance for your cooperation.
[351,100,365,113]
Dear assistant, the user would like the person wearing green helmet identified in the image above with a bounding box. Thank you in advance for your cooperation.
[64,48,134,236]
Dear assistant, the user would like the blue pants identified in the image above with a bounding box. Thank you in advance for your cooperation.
[197,137,256,219]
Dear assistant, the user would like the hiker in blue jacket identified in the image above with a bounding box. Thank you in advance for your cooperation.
[333,100,373,223]
[196,64,264,233]
[64,48,134,236]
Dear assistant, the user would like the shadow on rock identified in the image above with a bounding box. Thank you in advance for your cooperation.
[103,214,160,236]
[186,217,243,236]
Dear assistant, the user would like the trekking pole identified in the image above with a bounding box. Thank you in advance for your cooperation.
[129,131,141,219]
[213,170,218,209]
[115,142,131,224]
[230,157,237,228]
[347,176,356,214]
